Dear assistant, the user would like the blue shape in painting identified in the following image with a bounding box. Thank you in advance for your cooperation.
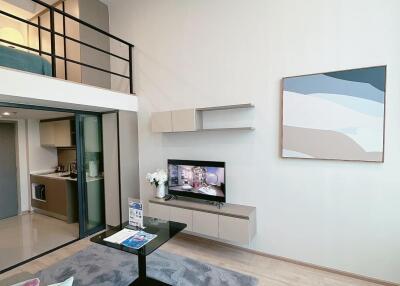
[282,66,386,162]
[283,66,385,104]
[324,66,385,92]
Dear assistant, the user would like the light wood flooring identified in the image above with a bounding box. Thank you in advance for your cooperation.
[0,231,390,286]
[0,213,78,271]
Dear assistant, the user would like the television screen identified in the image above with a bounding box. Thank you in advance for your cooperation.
[168,159,226,202]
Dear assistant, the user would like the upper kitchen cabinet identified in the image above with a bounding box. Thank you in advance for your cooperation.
[54,120,74,147]
[40,119,75,148]
[39,121,56,146]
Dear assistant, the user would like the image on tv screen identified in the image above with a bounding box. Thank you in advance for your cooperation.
[168,164,225,198]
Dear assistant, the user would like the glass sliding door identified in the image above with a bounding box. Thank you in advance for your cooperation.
[76,114,105,237]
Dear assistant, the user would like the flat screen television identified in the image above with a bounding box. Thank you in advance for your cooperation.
[168,159,226,203]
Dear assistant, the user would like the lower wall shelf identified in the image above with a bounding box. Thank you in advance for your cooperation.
[200,127,255,132]
[148,198,256,245]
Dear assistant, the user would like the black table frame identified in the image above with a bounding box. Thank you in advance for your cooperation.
[131,253,168,286]
[91,217,186,286]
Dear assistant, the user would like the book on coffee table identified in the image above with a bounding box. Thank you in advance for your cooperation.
[103,228,139,244]
[121,231,157,250]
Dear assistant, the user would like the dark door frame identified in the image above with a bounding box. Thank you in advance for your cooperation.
[0,120,19,220]
[0,102,122,274]
[75,113,107,238]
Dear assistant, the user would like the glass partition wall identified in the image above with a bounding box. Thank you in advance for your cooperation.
[0,105,110,274]
[76,114,105,237]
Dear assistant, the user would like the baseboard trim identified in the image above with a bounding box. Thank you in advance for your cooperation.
[0,238,79,275]
[178,233,399,286]
[32,208,68,222]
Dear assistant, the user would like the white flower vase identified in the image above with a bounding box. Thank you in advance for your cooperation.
[156,184,166,198]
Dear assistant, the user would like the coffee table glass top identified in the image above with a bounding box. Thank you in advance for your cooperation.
[91,217,186,256]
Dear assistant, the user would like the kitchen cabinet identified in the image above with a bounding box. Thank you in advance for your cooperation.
[54,120,73,147]
[39,121,56,146]
[40,119,74,147]
[30,175,78,223]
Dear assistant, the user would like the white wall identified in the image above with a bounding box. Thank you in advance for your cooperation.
[119,111,140,222]
[102,111,140,226]
[102,113,120,226]
[107,0,400,283]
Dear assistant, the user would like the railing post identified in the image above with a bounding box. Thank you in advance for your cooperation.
[38,16,42,56]
[49,8,56,77]
[129,44,133,94]
[62,2,68,80]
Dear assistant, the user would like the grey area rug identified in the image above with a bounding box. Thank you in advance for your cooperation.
[36,244,258,286]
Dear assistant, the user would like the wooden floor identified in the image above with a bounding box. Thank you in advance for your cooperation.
[0,233,387,286]
[0,213,78,271]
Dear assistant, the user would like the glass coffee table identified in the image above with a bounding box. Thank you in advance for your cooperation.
[91,216,187,286]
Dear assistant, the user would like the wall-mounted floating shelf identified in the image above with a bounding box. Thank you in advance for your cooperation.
[196,103,255,111]
[151,103,255,133]
[200,127,255,131]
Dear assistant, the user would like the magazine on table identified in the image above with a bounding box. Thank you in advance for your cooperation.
[129,199,143,228]
[121,231,157,250]
[104,229,157,249]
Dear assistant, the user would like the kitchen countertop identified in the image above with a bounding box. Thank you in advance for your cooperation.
[31,171,104,182]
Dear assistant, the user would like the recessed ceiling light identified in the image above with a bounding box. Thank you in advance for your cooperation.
[2,112,11,116]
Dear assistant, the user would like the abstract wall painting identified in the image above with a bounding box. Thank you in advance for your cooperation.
[281,66,386,162]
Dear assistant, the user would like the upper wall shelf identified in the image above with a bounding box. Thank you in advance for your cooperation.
[151,103,255,133]
[196,103,255,111]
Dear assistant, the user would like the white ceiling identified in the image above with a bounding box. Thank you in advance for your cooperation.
[0,107,73,120]
[0,0,60,19]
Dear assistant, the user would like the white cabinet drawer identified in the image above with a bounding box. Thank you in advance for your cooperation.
[218,215,250,244]
[170,207,193,231]
[149,203,170,220]
[152,111,172,132]
[192,210,218,237]
[171,109,199,132]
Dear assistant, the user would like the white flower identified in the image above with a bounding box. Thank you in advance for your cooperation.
[146,169,167,186]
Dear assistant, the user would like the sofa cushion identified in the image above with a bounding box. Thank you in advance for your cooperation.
[48,277,73,286]
[10,278,40,286]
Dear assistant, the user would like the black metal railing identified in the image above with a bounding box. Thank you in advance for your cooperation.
[0,0,134,94]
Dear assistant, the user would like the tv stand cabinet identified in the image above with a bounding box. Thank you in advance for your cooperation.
[148,198,256,244]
